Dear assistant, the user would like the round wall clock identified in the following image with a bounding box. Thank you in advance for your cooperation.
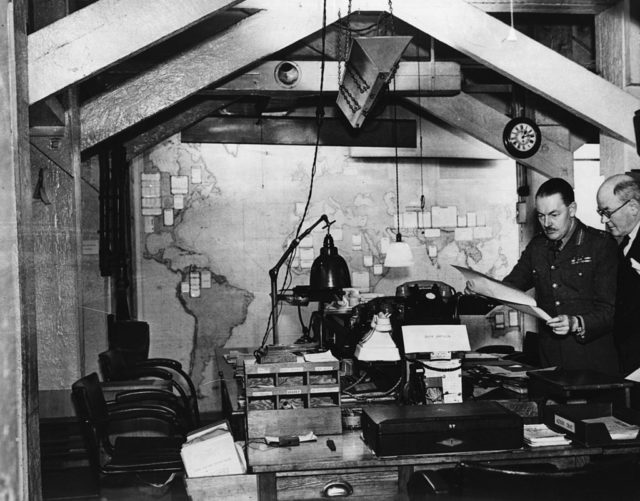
[502,117,541,159]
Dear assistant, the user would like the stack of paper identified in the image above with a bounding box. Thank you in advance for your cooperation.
[181,420,247,477]
[452,265,550,321]
[582,416,640,440]
[524,424,571,447]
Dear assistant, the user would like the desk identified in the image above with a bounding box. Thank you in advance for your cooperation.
[215,349,639,499]
[248,431,640,500]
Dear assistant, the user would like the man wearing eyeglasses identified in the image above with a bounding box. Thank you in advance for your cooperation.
[498,178,619,374]
[596,174,640,374]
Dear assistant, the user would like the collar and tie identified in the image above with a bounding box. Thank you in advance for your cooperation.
[550,239,562,253]
[620,235,631,257]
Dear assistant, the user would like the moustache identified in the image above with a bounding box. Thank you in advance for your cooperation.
[544,227,557,232]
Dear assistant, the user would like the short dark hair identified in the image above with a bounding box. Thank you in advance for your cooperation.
[536,178,575,206]
[613,177,640,204]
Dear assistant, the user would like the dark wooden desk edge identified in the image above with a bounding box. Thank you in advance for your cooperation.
[248,431,640,473]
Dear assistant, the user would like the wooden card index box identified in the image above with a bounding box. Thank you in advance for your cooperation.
[361,401,523,456]
[244,359,342,439]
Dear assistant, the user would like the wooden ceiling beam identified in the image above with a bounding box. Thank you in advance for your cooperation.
[407,94,574,178]
[467,0,618,14]
[209,60,460,94]
[123,98,234,160]
[28,0,242,104]
[79,0,387,150]
[394,0,640,147]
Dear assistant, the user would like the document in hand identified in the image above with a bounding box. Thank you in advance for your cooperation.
[452,265,551,321]
[181,420,247,478]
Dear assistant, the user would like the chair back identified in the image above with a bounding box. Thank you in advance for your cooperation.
[98,349,133,382]
[71,372,112,468]
[107,314,150,362]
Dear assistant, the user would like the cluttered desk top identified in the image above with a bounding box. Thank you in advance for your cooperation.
[246,428,640,473]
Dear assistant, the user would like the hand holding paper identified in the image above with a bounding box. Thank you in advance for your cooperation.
[453,265,550,321]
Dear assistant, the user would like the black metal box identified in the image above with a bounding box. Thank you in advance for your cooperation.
[361,401,523,456]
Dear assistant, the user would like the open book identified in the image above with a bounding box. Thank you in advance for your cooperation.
[452,265,551,321]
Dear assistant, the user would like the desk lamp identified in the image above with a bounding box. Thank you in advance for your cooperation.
[310,232,351,292]
[267,215,351,348]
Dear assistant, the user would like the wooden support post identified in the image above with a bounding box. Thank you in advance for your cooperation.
[596,0,640,176]
[0,0,40,499]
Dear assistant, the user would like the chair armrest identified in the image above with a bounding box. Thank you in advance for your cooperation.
[112,388,182,406]
[138,358,183,371]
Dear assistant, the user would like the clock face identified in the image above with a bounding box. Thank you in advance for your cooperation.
[503,117,541,159]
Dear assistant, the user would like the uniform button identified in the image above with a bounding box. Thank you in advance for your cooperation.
[578,272,583,276]
[555,301,561,306]
[550,265,556,270]
[552,283,558,288]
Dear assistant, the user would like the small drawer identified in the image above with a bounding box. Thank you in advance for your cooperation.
[277,469,399,500]
[184,473,258,501]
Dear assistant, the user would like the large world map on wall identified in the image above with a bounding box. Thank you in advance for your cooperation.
[139,135,518,411]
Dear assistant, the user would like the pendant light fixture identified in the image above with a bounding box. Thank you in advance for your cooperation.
[384,85,413,268]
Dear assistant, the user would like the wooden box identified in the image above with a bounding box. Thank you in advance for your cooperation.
[361,401,523,456]
[244,359,341,438]
[184,473,258,501]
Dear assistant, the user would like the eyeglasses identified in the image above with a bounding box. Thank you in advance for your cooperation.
[596,199,630,219]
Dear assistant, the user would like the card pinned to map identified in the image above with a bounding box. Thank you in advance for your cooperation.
[452,265,551,321]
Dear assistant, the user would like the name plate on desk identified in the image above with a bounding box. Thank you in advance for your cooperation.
[402,325,470,354]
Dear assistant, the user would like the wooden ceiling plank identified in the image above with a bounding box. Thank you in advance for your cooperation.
[28,0,242,104]
[407,94,574,178]
[467,0,618,14]
[394,0,640,146]
[211,60,460,94]
[124,99,234,159]
[80,1,389,150]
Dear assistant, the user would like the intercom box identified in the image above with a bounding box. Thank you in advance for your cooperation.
[361,401,523,456]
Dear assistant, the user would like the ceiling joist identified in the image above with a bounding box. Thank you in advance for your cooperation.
[467,0,618,14]
[394,0,640,146]
[66,0,633,152]
[28,0,242,104]
[79,0,375,150]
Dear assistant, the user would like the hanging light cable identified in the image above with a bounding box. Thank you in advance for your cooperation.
[507,0,518,41]
[384,81,414,268]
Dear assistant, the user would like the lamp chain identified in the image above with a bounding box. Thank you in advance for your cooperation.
[336,0,352,90]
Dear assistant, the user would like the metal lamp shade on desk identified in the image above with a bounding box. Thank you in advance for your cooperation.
[310,233,351,291]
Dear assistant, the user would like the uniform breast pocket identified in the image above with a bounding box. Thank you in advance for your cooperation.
[565,261,594,290]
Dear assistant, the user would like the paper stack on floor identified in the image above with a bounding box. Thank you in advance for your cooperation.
[181,420,247,477]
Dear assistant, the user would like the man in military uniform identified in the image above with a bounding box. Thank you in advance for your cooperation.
[499,178,619,374]
[597,174,640,375]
